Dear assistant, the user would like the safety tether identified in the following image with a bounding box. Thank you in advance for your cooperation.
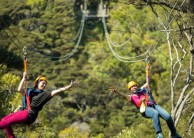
[23,48,31,110]
[145,62,150,105]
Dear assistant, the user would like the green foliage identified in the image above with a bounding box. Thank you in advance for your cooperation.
[0,0,193,137]
[113,127,137,138]
[0,65,20,115]
[27,0,47,9]
[0,64,21,137]
[58,125,89,138]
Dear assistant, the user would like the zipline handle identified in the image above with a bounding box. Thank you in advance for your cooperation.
[145,62,150,106]
[146,62,150,85]
[24,57,27,72]
[23,47,27,72]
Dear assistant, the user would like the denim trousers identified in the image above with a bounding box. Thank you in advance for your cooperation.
[144,104,177,135]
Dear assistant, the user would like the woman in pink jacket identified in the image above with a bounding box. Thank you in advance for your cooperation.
[110,81,181,138]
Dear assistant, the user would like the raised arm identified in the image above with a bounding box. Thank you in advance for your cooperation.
[109,87,131,101]
[51,80,78,97]
[18,71,27,95]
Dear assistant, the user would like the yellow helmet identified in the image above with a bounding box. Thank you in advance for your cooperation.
[34,76,47,87]
[128,81,137,90]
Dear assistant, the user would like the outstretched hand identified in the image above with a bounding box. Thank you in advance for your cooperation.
[109,87,118,93]
[51,80,79,97]
[69,80,78,88]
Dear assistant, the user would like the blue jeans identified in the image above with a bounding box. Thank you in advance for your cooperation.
[144,104,176,135]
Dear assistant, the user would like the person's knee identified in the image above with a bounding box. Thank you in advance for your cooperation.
[0,119,9,129]
[1,118,5,122]
[166,114,172,121]
[2,118,11,126]
[152,110,159,118]
[0,118,6,125]
[161,111,171,121]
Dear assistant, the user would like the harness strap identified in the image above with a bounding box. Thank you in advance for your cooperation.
[24,56,31,110]
[26,92,31,110]
[24,57,27,72]
[145,63,150,105]
[145,93,149,106]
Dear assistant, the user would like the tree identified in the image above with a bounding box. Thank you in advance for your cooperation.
[0,64,20,137]
[139,0,194,137]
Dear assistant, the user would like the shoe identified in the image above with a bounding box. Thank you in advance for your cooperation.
[156,133,163,138]
[171,132,182,138]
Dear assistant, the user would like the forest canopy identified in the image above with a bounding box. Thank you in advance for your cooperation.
[0,0,193,137]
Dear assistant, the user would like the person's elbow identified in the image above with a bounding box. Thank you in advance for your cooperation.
[18,88,24,94]
[18,88,21,92]
[125,96,131,101]
[50,90,58,97]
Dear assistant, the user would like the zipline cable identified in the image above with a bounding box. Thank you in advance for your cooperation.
[102,0,179,62]
[28,14,85,61]
[102,17,147,62]
[1,18,25,50]
[106,31,136,47]
[144,0,193,77]
[0,26,26,56]
[144,0,179,58]
[63,18,84,43]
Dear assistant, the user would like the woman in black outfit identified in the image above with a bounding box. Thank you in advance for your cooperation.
[0,71,77,138]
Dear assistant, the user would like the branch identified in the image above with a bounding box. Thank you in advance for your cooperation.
[148,3,158,17]
[184,32,194,75]
[174,83,189,117]
[161,27,194,32]
[182,112,194,137]
[175,87,194,125]
[166,31,175,111]
[172,41,185,87]
[146,1,188,13]
[189,113,194,125]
